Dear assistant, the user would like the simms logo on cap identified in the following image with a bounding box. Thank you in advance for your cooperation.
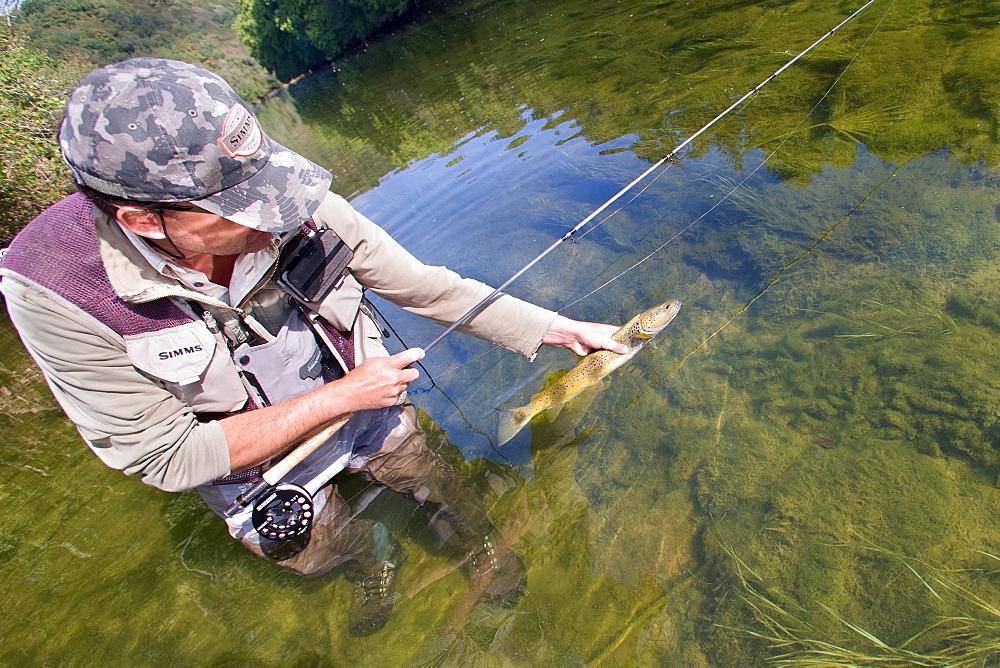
[218,104,263,158]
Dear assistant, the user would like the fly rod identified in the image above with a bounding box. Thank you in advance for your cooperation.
[420,0,879,354]
[226,0,879,526]
[223,414,352,519]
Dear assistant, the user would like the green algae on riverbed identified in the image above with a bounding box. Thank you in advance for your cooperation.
[4,0,1000,663]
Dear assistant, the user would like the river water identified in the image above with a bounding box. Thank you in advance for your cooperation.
[2,0,999,664]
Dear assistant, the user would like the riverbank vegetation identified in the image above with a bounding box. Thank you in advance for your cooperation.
[2,0,431,236]
[235,0,421,81]
[1,0,278,238]
[0,26,86,243]
[14,0,279,100]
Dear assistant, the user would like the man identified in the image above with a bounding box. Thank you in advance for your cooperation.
[0,58,627,635]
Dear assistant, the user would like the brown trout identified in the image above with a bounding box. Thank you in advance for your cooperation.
[497,300,682,445]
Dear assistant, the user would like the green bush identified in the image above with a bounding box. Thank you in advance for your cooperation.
[16,0,280,100]
[0,25,86,244]
[235,0,415,79]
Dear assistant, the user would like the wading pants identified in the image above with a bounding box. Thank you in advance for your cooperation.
[201,403,491,576]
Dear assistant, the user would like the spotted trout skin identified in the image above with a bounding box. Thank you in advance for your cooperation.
[497,300,682,445]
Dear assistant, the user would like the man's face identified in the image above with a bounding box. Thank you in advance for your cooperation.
[159,207,274,257]
[118,204,274,259]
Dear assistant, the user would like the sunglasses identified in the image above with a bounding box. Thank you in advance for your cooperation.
[160,204,213,215]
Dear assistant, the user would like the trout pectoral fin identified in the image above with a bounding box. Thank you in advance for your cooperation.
[635,332,653,340]
[497,408,531,446]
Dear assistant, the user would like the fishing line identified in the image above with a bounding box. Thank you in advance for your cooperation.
[427,0,891,393]
[571,49,798,247]
[574,161,676,243]
[554,155,916,448]
[560,134,813,312]
[465,0,898,447]
[414,0,887,393]
[395,0,890,457]
[363,298,508,452]
[562,131,800,310]
[561,0,896,313]
[364,297,439,392]
[570,60,777,242]
[420,0,881,356]
[366,301,511,439]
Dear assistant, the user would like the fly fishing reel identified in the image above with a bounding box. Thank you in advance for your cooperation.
[252,483,314,541]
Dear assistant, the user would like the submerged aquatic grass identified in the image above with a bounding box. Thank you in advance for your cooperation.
[720,541,1000,666]
[3,0,1000,663]
[789,299,956,339]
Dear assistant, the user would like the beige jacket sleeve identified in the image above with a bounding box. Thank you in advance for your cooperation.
[313,193,557,359]
[0,275,231,491]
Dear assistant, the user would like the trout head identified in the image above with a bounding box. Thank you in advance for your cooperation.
[637,299,682,338]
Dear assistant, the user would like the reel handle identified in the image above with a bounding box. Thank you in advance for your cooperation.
[223,413,354,517]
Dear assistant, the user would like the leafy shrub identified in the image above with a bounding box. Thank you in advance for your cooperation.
[0,25,86,243]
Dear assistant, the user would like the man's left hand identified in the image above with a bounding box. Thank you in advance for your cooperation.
[541,314,629,356]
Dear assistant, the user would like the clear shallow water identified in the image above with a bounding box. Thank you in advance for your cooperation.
[3,0,1000,664]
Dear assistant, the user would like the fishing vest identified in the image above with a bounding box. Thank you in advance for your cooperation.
[0,193,358,417]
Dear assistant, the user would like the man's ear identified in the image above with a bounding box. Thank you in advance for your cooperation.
[116,207,166,240]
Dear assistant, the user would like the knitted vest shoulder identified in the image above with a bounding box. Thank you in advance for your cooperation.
[3,194,267,484]
[1,193,192,335]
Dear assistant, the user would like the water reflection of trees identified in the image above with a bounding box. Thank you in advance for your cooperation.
[264,0,1000,197]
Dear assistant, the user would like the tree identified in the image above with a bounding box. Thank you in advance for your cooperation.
[235,0,413,79]
[235,0,326,81]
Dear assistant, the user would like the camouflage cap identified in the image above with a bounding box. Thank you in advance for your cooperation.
[58,58,332,234]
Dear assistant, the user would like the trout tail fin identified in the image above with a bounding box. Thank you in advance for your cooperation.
[497,407,531,446]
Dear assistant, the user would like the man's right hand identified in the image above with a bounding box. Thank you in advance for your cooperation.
[223,347,425,472]
[329,347,425,412]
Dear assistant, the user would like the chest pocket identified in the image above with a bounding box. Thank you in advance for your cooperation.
[124,322,249,412]
[312,272,364,332]
[231,309,325,406]
[124,322,216,384]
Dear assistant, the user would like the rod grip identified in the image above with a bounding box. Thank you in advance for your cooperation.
[221,413,354,518]
[262,413,353,484]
